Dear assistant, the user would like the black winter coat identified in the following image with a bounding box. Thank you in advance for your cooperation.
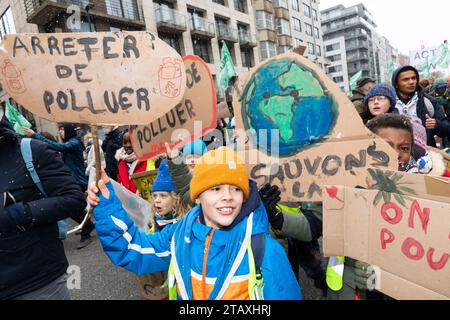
[0,116,86,299]
[101,129,123,181]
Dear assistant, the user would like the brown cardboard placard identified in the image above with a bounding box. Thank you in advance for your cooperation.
[129,55,216,160]
[0,32,185,125]
[323,184,450,300]
[232,52,397,202]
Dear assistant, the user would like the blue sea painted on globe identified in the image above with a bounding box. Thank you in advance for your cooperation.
[240,59,338,158]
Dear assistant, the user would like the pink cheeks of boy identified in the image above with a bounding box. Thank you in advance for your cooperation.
[197,184,244,229]
[375,127,412,171]
[152,191,176,216]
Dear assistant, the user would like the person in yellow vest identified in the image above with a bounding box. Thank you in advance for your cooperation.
[87,147,302,300]
[258,184,327,297]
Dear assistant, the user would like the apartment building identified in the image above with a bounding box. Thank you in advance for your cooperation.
[324,36,349,93]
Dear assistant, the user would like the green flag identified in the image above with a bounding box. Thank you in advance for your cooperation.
[349,70,363,92]
[5,101,32,135]
[388,61,397,81]
[431,42,450,69]
[219,41,236,91]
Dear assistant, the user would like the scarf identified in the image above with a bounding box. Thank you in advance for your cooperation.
[395,92,419,117]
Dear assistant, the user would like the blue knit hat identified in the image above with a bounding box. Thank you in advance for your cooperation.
[151,159,176,192]
[182,139,207,157]
[364,84,397,108]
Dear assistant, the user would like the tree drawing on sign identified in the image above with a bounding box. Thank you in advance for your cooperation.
[367,168,417,207]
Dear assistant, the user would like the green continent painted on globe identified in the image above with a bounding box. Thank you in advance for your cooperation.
[241,59,337,157]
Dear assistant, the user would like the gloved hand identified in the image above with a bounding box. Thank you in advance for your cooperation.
[354,260,375,291]
[0,194,24,235]
[258,184,283,230]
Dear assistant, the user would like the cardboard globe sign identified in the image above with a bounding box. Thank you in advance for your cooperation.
[233,52,398,202]
[0,31,186,125]
[130,55,217,160]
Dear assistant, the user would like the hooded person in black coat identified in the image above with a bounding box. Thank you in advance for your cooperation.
[0,110,86,299]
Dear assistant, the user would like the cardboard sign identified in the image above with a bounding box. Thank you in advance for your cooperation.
[323,183,450,300]
[233,52,397,202]
[130,169,158,202]
[129,55,216,160]
[0,32,186,125]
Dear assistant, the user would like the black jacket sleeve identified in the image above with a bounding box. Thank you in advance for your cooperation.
[23,141,86,227]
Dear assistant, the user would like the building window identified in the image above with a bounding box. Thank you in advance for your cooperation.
[192,38,211,63]
[277,45,291,54]
[234,0,247,13]
[0,7,15,40]
[327,65,343,73]
[293,18,302,32]
[292,0,300,12]
[312,9,318,21]
[275,18,291,36]
[213,0,226,6]
[256,11,273,30]
[293,38,303,48]
[329,53,342,62]
[260,41,276,60]
[326,43,340,51]
[241,47,254,68]
[303,3,311,18]
[305,23,313,36]
[273,0,289,9]
[333,76,344,82]
[160,32,183,55]
[316,45,321,57]
[307,42,315,55]
[106,0,140,20]
[314,27,320,39]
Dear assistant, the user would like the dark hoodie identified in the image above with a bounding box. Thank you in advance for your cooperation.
[392,65,450,147]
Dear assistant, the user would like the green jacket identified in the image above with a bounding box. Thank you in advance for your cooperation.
[167,154,195,207]
[350,90,373,124]
[277,202,323,242]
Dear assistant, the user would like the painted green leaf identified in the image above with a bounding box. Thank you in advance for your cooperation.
[399,186,417,195]
[373,191,383,206]
[393,193,406,207]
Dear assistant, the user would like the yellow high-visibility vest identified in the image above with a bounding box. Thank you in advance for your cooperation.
[326,256,345,291]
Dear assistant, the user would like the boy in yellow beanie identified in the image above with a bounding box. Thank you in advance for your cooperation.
[88,147,302,300]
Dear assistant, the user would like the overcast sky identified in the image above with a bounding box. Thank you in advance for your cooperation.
[319,0,449,54]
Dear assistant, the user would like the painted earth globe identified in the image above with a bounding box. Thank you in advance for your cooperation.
[240,59,338,157]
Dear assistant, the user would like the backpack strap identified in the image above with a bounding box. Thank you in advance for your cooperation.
[20,138,48,197]
[251,233,265,276]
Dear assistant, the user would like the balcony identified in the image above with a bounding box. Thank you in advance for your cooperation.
[347,52,369,63]
[238,30,257,47]
[217,25,238,43]
[155,6,187,34]
[189,16,215,39]
[24,0,144,27]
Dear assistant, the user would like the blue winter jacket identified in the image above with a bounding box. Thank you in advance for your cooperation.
[93,181,303,300]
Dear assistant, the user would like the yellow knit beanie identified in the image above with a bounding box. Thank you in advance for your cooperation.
[189,147,250,201]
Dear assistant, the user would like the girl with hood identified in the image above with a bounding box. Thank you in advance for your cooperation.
[88,147,302,300]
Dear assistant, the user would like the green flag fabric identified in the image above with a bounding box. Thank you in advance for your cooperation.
[349,70,363,92]
[219,41,236,91]
[432,42,450,69]
[5,101,32,135]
